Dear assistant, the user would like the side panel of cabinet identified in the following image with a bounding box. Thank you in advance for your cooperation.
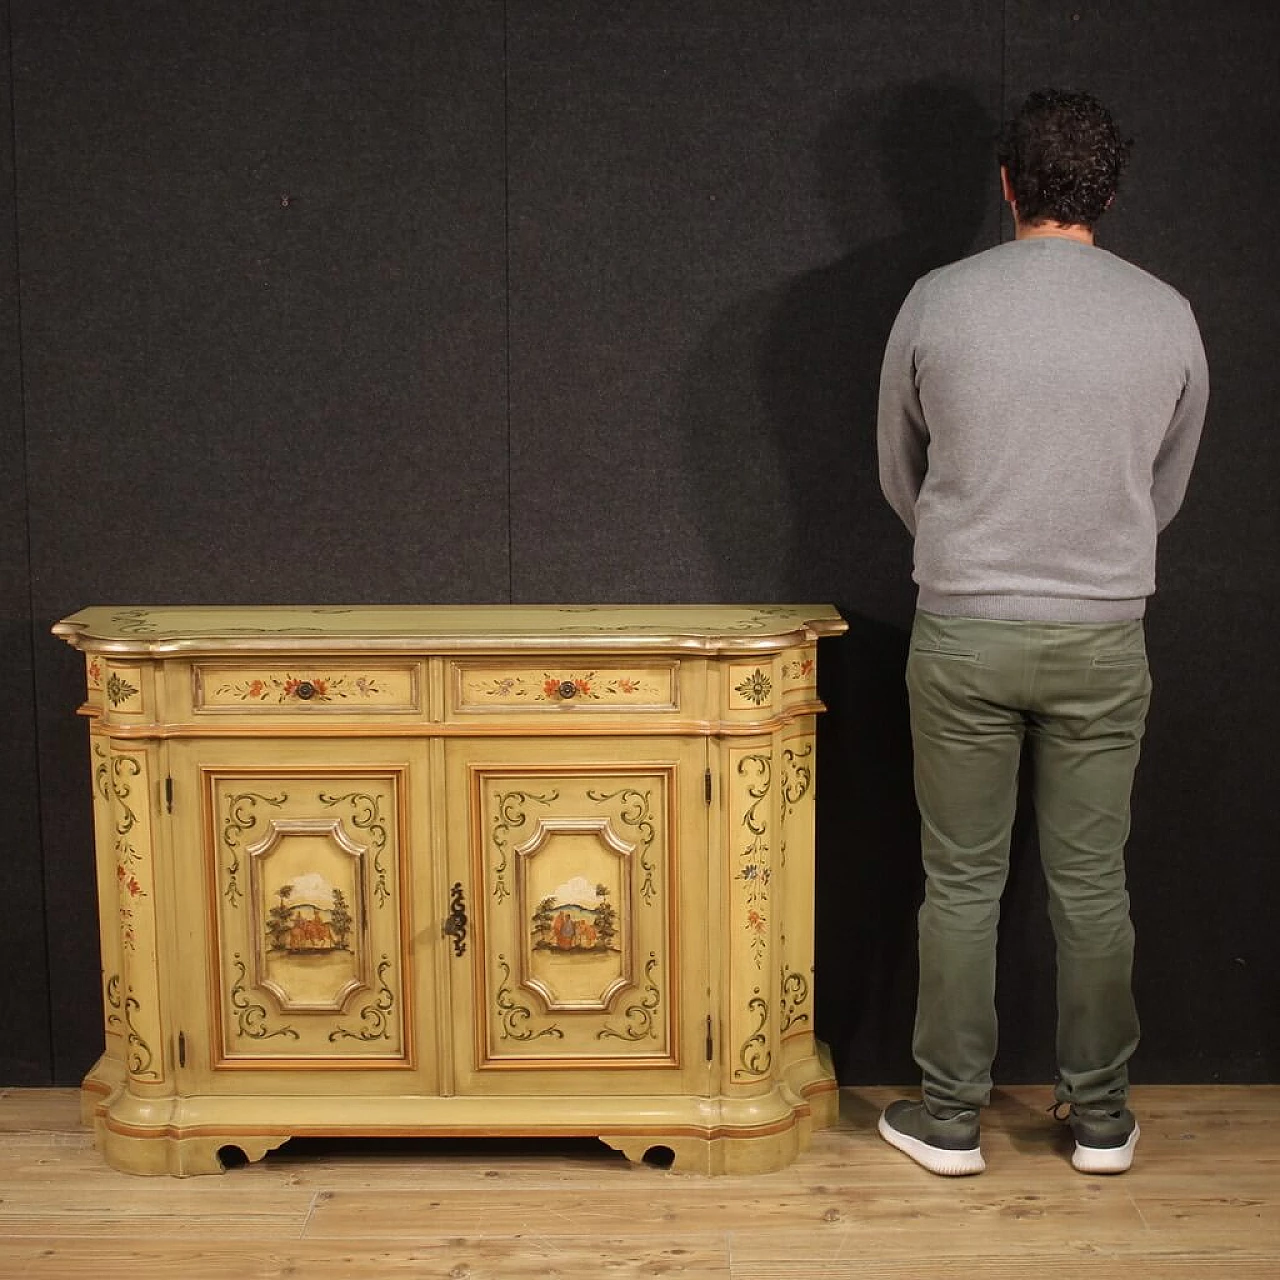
[166,739,435,1094]
[444,737,709,1096]
[87,727,126,1085]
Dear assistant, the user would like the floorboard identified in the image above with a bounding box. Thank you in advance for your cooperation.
[0,1085,1276,1279]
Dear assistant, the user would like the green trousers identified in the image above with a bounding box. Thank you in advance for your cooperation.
[905,610,1151,1115]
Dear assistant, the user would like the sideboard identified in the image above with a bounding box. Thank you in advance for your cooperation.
[53,604,847,1176]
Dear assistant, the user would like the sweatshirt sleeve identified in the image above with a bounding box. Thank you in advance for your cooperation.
[1152,301,1209,531]
[876,280,930,536]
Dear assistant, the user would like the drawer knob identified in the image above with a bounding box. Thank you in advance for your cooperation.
[294,680,317,700]
[556,680,578,700]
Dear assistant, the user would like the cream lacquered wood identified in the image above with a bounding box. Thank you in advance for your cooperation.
[53,604,846,1176]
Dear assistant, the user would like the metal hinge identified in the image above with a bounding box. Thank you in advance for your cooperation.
[705,1014,714,1061]
[164,777,174,814]
[704,768,712,805]
[177,1032,186,1068]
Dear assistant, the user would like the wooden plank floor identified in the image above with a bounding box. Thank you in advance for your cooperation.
[1,1085,1277,1278]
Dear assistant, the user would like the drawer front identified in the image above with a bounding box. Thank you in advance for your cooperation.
[450,661,680,715]
[194,663,422,714]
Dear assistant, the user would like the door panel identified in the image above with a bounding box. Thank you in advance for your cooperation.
[168,739,431,1092]
[446,738,708,1095]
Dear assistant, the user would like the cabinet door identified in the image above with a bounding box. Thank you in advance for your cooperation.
[444,738,709,1095]
[167,739,432,1093]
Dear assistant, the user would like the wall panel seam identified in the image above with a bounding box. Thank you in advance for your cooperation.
[6,0,56,1085]
[503,0,513,604]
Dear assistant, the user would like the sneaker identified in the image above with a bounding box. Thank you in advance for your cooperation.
[877,1099,985,1176]
[1064,1105,1140,1174]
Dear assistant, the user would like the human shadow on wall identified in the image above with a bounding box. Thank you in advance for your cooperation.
[679,80,998,1081]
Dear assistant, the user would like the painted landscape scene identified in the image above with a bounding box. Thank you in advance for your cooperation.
[531,876,620,954]
[265,873,354,955]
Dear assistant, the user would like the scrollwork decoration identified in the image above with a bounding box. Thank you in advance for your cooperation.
[494,954,563,1042]
[725,606,800,632]
[597,953,661,1041]
[221,792,287,908]
[105,972,123,1031]
[110,609,156,635]
[111,755,142,842]
[320,791,390,907]
[734,989,772,1079]
[122,992,156,1078]
[737,754,772,968]
[229,954,299,1041]
[780,964,811,1033]
[491,790,558,903]
[586,786,658,904]
[778,744,813,869]
[328,956,395,1042]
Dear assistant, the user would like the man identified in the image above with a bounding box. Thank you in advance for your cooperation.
[874,89,1208,1177]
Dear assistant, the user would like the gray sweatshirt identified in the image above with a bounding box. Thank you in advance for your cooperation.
[877,237,1209,621]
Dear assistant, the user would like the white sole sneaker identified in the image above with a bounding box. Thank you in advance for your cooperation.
[1072,1124,1140,1174]
[877,1111,986,1176]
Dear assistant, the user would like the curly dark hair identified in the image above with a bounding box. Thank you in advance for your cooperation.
[997,89,1132,229]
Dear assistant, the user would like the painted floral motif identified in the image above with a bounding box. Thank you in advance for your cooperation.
[119,906,138,952]
[87,657,103,687]
[737,754,772,968]
[734,669,773,706]
[112,755,146,950]
[781,656,815,680]
[214,673,383,703]
[105,672,139,706]
[478,672,661,701]
[118,863,145,901]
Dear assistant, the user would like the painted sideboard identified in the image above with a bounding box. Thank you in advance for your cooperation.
[53,604,847,1176]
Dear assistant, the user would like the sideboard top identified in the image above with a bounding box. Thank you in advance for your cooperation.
[53,604,848,657]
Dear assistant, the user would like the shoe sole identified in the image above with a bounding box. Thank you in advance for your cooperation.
[877,1112,986,1176]
[1072,1125,1140,1174]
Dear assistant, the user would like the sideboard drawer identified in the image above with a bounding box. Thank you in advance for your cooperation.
[193,662,423,714]
[449,660,681,715]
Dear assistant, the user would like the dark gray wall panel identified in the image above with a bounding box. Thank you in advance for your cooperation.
[506,2,1005,1086]
[0,7,52,1085]
[1045,0,1280,1083]
[15,1,508,1082]
[507,2,1003,608]
[5,1,1274,1090]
